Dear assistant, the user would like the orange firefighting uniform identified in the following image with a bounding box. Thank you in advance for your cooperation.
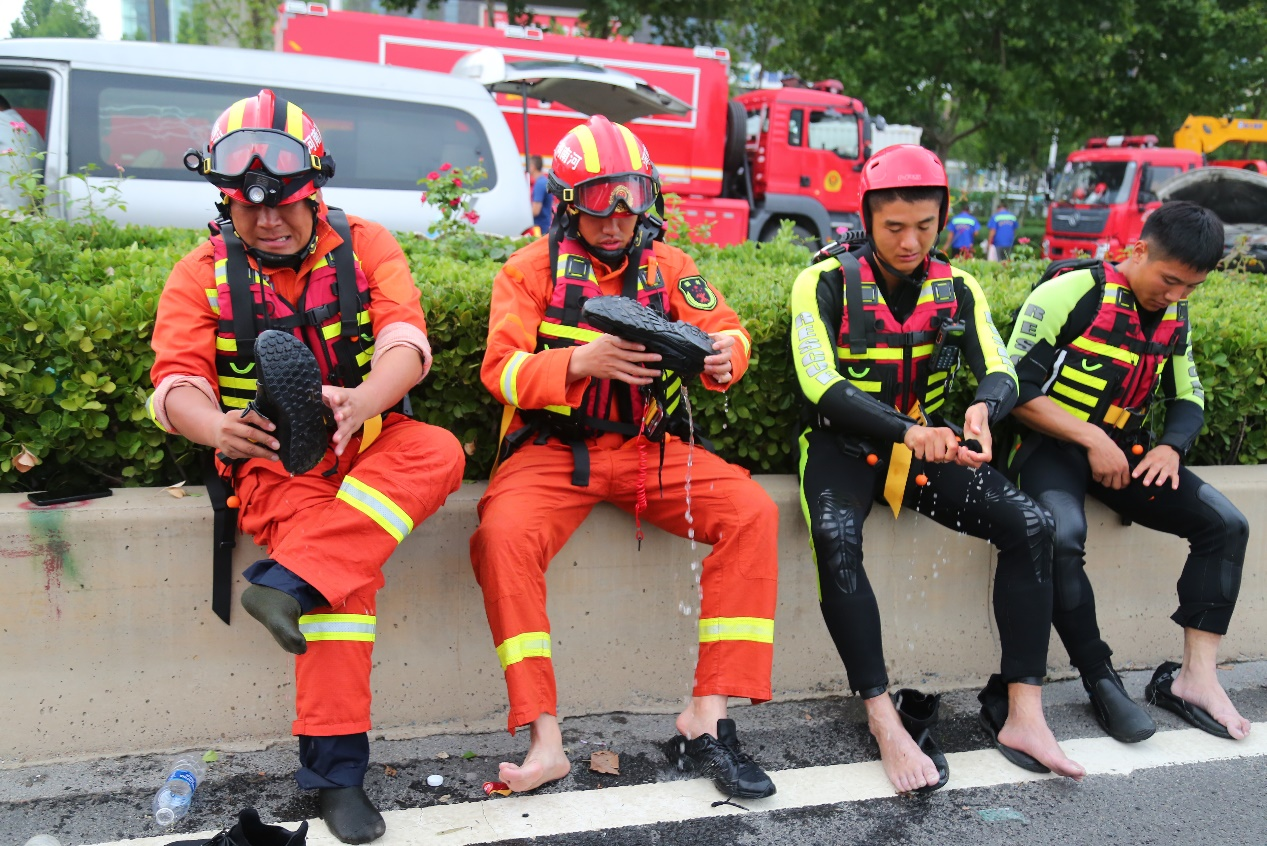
[150,205,465,736]
[470,236,779,733]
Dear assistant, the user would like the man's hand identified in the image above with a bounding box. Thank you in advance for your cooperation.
[1132,444,1181,489]
[322,385,378,457]
[903,425,961,463]
[566,335,661,386]
[704,333,735,383]
[956,402,992,468]
[1086,430,1131,489]
[215,407,279,462]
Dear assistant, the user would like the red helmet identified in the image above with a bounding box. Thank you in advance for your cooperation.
[184,89,333,206]
[548,115,659,218]
[859,144,949,231]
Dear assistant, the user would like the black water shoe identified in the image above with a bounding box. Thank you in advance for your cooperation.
[241,585,306,655]
[976,674,1050,773]
[1144,661,1234,740]
[166,808,307,846]
[1083,665,1155,743]
[581,295,716,375]
[893,688,949,792]
[320,787,386,844]
[250,329,330,476]
[666,718,776,798]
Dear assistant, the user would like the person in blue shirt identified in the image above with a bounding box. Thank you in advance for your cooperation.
[988,203,1019,260]
[528,155,553,234]
[946,202,979,259]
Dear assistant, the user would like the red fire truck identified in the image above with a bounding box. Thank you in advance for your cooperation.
[275,5,877,245]
[1044,135,1202,260]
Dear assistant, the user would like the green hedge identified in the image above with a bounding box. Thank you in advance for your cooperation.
[2,218,1265,493]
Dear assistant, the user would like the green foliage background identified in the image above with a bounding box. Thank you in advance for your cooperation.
[2,218,1265,493]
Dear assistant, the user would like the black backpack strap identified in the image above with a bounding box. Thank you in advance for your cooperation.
[203,451,239,625]
[326,208,361,344]
[222,222,261,357]
[839,251,869,356]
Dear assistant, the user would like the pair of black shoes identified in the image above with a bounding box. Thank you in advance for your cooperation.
[666,718,777,799]
[166,808,307,846]
[168,796,382,846]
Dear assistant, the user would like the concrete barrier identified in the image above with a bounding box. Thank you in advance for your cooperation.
[4,467,1264,765]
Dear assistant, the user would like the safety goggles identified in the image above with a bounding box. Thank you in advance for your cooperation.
[567,173,657,218]
[204,129,318,179]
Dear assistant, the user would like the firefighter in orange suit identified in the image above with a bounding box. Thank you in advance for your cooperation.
[469,116,779,798]
[148,90,465,844]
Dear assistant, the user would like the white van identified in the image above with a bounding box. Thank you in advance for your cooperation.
[0,38,532,236]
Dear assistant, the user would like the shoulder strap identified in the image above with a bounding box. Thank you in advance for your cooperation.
[221,221,261,357]
[840,251,869,356]
[326,208,361,341]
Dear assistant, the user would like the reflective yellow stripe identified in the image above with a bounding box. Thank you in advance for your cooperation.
[216,336,237,353]
[219,375,256,391]
[205,288,220,313]
[545,404,572,415]
[927,370,948,385]
[1059,365,1108,391]
[615,123,643,170]
[336,475,413,542]
[837,344,934,361]
[501,351,529,407]
[539,322,601,342]
[221,395,251,409]
[847,379,883,392]
[226,99,247,133]
[1052,381,1098,409]
[285,101,304,139]
[699,616,774,644]
[720,328,749,357]
[925,383,944,402]
[356,346,373,367]
[1071,335,1138,366]
[321,311,372,340]
[573,125,601,174]
[298,613,376,642]
[496,631,552,670]
[1052,397,1091,421]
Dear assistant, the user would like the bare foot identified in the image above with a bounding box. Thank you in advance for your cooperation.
[866,695,940,794]
[1000,684,1085,781]
[499,713,572,793]
[1170,666,1252,739]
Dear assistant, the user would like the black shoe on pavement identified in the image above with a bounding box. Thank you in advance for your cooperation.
[1083,666,1156,743]
[241,585,307,655]
[666,718,776,799]
[319,787,386,845]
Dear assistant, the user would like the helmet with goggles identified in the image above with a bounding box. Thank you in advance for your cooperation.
[184,89,334,207]
[858,144,949,232]
[548,115,659,219]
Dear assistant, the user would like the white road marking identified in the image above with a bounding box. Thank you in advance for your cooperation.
[84,724,1267,846]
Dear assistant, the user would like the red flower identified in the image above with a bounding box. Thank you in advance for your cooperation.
[419,191,428,203]
[1018,236,1031,245]
[464,211,480,224]
[440,162,452,172]
[427,171,439,181]
[450,198,461,207]
[452,178,462,188]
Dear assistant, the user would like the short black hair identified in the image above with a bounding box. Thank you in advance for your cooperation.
[868,186,947,218]
[1140,200,1225,273]
[959,201,970,211]
[528,155,544,171]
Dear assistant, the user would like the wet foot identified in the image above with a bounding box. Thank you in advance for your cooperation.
[870,708,941,794]
[499,749,571,793]
[998,715,1085,780]
[1170,667,1251,739]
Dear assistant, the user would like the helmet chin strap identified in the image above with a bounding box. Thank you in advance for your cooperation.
[244,200,319,270]
[865,235,926,288]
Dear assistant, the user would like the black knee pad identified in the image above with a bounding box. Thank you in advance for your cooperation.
[986,483,1055,582]
[1036,489,1089,607]
[1196,483,1250,568]
[811,489,866,594]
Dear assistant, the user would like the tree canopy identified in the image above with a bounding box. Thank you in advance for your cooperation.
[9,0,101,39]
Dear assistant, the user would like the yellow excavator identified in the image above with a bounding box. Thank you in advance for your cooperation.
[1173,115,1267,171]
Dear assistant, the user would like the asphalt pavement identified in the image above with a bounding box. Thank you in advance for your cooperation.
[3,663,1265,846]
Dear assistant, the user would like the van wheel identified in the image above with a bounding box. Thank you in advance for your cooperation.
[724,101,747,174]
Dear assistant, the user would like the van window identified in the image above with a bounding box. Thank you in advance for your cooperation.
[807,109,859,159]
[0,68,51,210]
[1138,164,1182,204]
[68,70,498,190]
[1053,160,1136,206]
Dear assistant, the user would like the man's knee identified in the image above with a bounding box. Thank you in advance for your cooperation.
[810,489,866,595]
[1196,483,1250,563]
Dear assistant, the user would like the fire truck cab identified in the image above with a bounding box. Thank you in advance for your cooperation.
[1045,135,1202,260]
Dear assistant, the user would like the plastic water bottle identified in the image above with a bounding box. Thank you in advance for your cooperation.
[152,758,207,826]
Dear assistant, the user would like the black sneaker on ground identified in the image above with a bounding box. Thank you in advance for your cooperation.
[1083,667,1156,743]
[581,295,717,376]
[666,718,776,799]
[250,329,330,476]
